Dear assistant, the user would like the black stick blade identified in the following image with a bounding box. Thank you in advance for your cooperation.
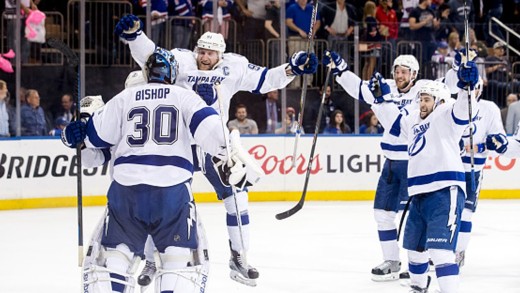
[275,202,303,220]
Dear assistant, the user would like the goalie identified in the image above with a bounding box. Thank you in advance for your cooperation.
[61,48,251,293]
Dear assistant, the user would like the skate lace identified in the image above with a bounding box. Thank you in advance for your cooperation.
[142,261,157,275]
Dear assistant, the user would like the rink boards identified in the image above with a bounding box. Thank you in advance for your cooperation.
[1,136,519,210]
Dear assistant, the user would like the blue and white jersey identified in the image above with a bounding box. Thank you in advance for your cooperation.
[128,33,294,122]
[335,71,428,160]
[460,99,504,172]
[84,83,226,187]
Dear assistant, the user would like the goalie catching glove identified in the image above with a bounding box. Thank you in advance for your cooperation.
[213,129,265,190]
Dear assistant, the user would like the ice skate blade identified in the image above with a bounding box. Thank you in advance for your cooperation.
[230,270,257,287]
[371,272,399,282]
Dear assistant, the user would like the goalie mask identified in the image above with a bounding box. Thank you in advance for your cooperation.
[144,47,178,85]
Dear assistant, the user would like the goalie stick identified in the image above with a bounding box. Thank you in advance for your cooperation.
[47,38,84,266]
[276,55,334,220]
[291,1,319,168]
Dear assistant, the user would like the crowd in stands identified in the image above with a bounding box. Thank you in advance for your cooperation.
[1,0,520,136]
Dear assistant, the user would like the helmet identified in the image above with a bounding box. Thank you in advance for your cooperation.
[453,48,477,70]
[417,81,450,110]
[144,47,178,85]
[125,70,146,89]
[196,32,226,53]
[392,55,419,80]
[80,95,105,120]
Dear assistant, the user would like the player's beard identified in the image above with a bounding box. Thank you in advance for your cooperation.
[420,105,432,119]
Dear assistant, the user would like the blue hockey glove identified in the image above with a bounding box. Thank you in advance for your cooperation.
[369,72,392,104]
[486,133,508,154]
[193,82,217,106]
[322,50,348,76]
[457,61,479,90]
[453,48,477,70]
[289,51,318,75]
[114,14,142,41]
[61,120,87,148]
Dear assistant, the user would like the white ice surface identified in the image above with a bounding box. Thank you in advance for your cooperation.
[1,200,519,292]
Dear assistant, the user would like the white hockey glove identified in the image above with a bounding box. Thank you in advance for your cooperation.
[212,156,247,189]
[229,129,265,186]
[114,14,142,41]
[369,72,393,104]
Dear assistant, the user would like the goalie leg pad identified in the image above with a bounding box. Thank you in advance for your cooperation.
[224,192,250,252]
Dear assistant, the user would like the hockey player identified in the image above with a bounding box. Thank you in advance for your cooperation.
[113,14,318,286]
[366,61,479,292]
[323,51,429,281]
[61,48,245,293]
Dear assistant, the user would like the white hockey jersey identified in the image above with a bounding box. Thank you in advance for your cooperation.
[128,33,294,122]
[374,89,478,196]
[335,71,428,160]
[84,83,226,187]
[460,99,504,172]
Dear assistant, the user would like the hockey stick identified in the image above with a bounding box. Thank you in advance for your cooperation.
[213,82,250,276]
[463,1,476,193]
[47,38,84,267]
[291,1,319,168]
[276,57,333,220]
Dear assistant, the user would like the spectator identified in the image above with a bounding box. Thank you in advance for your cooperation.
[286,0,320,88]
[236,0,268,41]
[227,104,259,134]
[399,0,419,41]
[323,109,352,134]
[265,0,282,66]
[263,89,281,133]
[319,0,356,60]
[505,93,520,134]
[170,0,195,49]
[448,0,474,40]
[48,117,68,136]
[375,0,398,56]
[307,84,338,133]
[482,0,504,46]
[447,31,461,58]
[435,3,451,42]
[361,1,382,80]
[4,0,37,64]
[201,0,233,40]
[409,0,440,79]
[0,80,10,137]
[139,0,168,47]
[500,93,518,129]
[55,93,74,123]
[275,107,299,134]
[430,41,452,79]
[485,42,520,105]
[21,89,48,136]
[360,110,384,134]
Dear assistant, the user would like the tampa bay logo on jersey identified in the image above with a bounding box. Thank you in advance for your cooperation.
[461,115,481,138]
[186,75,226,84]
[409,122,430,156]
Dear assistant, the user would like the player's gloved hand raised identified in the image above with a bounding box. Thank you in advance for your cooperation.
[453,48,478,70]
[61,120,87,148]
[289,51,318,75]
[457,61,479,90]
[369,72,393,104]
[114,14,142,41]
[486,133,508,154]
[322,50,348,76]
[193,82,217,106]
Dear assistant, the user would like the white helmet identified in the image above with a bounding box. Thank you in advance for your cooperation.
[80,95,105,116]
[392,55,420,80]
[196,32,226,54]
[125,70,146,89]
[417,81,450,110]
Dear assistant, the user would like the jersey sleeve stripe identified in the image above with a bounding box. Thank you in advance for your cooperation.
[86,118,113,148]
[408,171,465,187]
[451,109,479,125]
[389,113,403,137]
[114,154,193,172]
[189,107,218,136]
[461,156,486,165]
[380,142,408,152]
[101,148,112,165]
[252,68,268,94]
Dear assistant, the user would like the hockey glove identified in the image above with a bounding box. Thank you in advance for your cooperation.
[457,61,479,90]
[322,50,348,76]
[486,133,508,154]
[212,156,247,189]
[193,82,217,106]
[369,72,393,104]
[453,48,477,70]
[289,51,318,75]
[61,120,87,148]
[114,14,142,41]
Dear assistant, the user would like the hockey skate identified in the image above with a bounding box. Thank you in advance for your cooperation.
[229,246,259,287]
[455,251,465,268]
[137,260,157,287]
[409,276,431,293]
[371,260,401,281]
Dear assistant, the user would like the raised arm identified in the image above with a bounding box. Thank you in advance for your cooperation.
[114,14,156,68]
